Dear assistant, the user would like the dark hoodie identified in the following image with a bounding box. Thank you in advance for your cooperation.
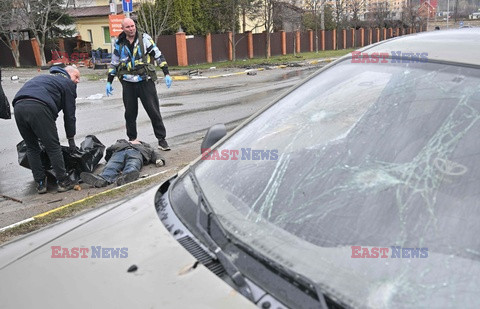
[105,139,165,165]
[12,66,77,138]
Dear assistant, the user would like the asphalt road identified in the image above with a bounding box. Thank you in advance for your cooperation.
[0,64,321,230]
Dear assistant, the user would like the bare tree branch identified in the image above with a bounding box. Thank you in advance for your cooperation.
[0,0,27,67]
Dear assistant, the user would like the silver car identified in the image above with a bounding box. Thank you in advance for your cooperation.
[1,28,479,308]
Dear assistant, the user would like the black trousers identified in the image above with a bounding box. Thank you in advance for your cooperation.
[14,100,68,183]
[121,80,166,141]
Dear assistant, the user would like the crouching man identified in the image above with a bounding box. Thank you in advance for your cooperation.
[13,66,80,194]
[80,139,165,187]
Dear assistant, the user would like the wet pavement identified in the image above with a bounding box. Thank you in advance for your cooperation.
[0,60,329,233]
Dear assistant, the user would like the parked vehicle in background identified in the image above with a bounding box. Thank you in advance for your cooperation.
[89,49,111,70]
[470,12,480,19]
[1,28,479,309]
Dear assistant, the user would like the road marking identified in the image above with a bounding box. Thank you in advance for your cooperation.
[0,218,34,233]
[171,76,189,81]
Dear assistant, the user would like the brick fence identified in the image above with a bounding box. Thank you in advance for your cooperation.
[161,27,424,66]
[0,26,425,67]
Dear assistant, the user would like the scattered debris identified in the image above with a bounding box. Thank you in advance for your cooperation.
[74,185,82,191]
[187,69,201,76]
[287,62,303,67]
[11,76,19,81]
[178,261,198,275]
[85,93,103,100]
[0,194,22,204]
[47,199,64,204]
[247,71,257,76]
[127,264,138,272]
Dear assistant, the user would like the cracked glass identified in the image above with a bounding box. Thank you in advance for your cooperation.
[192,59,480,307]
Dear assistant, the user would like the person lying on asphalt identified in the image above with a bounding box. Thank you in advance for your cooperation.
[80,139,165,187]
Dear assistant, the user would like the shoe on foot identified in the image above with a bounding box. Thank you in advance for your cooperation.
[158,139,170,151]
[36,177,47,194]
[116,171,140,186]
[80,172,108,188]
[57,178,75,192]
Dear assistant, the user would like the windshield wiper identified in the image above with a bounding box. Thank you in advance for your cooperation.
[189,169,254,302]
[188,169,333,308]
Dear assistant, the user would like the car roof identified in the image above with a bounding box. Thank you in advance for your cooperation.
[360,28,480,66]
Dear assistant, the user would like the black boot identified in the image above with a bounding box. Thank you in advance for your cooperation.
[80,172,108,188]
[36,177,48,194]
[57,177,75,192]
[116,171,140,186]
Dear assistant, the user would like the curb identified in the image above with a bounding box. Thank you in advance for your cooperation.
[170,58,337,81]
[0,169,172,234]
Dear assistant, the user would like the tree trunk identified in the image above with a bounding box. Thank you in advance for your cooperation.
[2,40,22,67]
[320,2,325,30]
[231,1,237,62]
[242,7,246,33]
[293,33,296,56]
[264,0,272,59]
[39,43,47,66]
[265,32,271,59]
[12,48,21,68]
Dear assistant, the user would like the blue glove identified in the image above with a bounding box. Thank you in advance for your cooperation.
[106,82,113,96]
[165,75,172,89]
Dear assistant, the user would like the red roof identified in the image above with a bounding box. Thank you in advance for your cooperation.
[420,0,437,9]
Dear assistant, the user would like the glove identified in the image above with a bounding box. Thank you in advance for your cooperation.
[165,75,172,89]
[68,138,76,152]
[106,82,113,96]
[155,159,165,167]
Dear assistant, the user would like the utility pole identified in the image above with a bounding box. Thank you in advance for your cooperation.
[314,0,319,53]
[447,0,450,28]
[110,0,117,53]
[426,0,430,30]
[124,0,131,18]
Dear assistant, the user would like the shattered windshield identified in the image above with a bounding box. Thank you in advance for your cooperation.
[193,59,480,307]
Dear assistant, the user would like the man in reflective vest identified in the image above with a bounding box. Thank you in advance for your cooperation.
[106,18,172,151]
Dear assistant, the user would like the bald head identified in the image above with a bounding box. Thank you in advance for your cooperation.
[122,18,136,40]
[65,66,80,84]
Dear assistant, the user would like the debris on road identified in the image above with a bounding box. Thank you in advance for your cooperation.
[1,195,22,204]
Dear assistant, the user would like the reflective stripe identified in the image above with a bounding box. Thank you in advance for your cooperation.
[110,32,166,81]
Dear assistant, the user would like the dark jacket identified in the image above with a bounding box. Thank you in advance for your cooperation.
[12,66,77,138]
[0,67,10,119]
[105,139,165,165]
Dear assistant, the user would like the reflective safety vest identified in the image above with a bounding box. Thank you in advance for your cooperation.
[115,32,157,82]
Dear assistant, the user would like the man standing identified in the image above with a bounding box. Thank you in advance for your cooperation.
[80,139,165,187]
[106,18,172,151]
[13,66,80,194]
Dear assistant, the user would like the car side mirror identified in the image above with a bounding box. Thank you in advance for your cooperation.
[201,124,227,154]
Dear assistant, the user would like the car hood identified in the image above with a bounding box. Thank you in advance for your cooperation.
[0,186,254,309]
